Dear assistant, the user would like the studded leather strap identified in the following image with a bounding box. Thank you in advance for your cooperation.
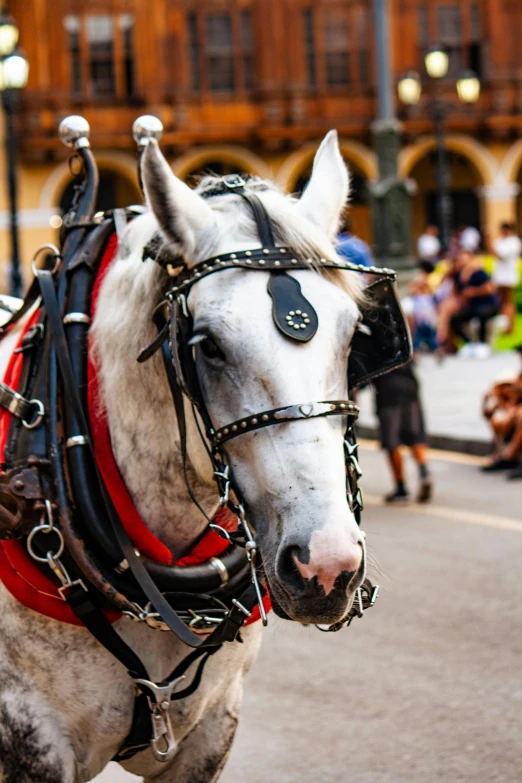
[210,400,359,446]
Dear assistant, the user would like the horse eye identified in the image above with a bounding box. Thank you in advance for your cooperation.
[199,337,226,362]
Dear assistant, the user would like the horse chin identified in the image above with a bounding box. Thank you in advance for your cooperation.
[264,574,360,626]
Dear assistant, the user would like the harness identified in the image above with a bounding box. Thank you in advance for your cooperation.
[0,115,412,763]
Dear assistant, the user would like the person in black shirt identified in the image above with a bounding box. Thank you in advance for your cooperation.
[449,250,499,355]
[373,362,432,504]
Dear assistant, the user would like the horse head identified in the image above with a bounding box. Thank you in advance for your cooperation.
[140,131,366,626]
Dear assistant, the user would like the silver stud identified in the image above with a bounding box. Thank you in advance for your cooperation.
[259,259,266,265]
[230,253,237,259]
[194,272,201,278]
[220,260,227,265]
[293,324,300,330]
[304,318,310,324]
[215,258,221,263]
[241,421,247,428]
[295,310,302,315]
[216,432,222,439]
[246,250,252,256]
[340,403,346,409]
[246,259,252,264]
[300,324,306,329]
[280,248,286,253]
[289,310,295,316]
[233,258,239,263]
[262,414,269,421]
[203,264,208,269]
[224,428,229,434]
[288,321,294,326]
[302,313,308,318]
[285,315,292,321]
[291,258,297,264]
[263,248,270,255]
[275,260,281,266]
[320,258,326,263]
[232,425,238,432]
[252,418,258,425]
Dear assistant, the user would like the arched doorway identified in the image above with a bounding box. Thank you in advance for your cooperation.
[291,161,372,243]
[59,168,142,215]
[408,150,484,244]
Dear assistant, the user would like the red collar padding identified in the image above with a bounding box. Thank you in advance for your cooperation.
[0,235,270,627]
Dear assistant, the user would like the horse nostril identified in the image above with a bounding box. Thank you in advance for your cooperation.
[276,545,305,593]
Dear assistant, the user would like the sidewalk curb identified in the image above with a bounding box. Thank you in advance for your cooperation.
[356,425,492,457]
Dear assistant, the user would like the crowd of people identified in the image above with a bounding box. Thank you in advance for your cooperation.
[336,214,522,500]
[407,222,521,359]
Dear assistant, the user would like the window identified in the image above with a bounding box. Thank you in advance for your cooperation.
[324,10,350,87]
[207,13,234,92]
[63,14,136,99]
[187,10,256,94]
[303,9,316,87]
[241,11,254,91]
[437,5,462,77]
[64,15,82,97]
[120,14,136,98]
[188,13,200,91]
[87,15,115,96]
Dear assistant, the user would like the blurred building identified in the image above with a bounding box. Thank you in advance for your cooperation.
[3,0,522,281]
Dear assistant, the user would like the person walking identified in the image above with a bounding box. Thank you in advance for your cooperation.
[488,222,521,334]
[373,363,432,504]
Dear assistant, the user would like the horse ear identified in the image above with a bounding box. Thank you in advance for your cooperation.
[295,130,349,238]
[141,139,215,260]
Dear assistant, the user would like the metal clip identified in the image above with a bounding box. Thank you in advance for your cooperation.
[214,464,231,507]
[134,676,186,763]
[237,504,268,626]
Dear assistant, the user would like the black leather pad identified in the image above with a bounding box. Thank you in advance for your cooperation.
[348,277,412,389]
[267,272,319,343]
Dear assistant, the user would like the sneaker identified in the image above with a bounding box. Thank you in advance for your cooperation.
[417,479,432,503]
[507,466,522,480]
[481,458,518,472]
[474,342,491,359]
[384,489,410,504]
[458,343,474,359]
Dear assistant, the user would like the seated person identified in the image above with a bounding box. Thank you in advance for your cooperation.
[482,345,522,479]
[449,250,499,357]
[408,268,438,353]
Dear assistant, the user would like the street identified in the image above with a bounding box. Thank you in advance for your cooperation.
[94,445,522,783]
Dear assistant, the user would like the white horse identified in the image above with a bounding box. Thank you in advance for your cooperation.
[0,130,367,783]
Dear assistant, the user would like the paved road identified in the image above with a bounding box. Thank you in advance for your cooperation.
[93,446,522,783]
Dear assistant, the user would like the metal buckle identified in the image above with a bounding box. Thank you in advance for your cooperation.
[223,174,246,190]
[134,676,186,762]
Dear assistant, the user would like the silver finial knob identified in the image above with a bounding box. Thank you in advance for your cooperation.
[132,115,163,147]
[59,115,91,149]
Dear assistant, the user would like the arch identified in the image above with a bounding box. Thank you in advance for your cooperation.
[276,139,377,192]
[399,134,497,186]
[39,151,140,210]
[172,145,270,181]
[498,140,522,185]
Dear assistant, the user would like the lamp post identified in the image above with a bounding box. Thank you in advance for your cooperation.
[0,10,28,297]
[369,0,413,268]
[398,49,480,253]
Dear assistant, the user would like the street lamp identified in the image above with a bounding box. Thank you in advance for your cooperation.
[397,54,480,253]
[0,11,28,298]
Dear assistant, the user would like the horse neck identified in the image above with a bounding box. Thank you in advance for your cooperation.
[91,247,214,559]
